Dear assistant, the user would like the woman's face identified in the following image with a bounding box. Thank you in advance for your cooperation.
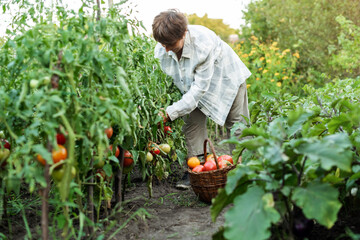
[161,32,186,54]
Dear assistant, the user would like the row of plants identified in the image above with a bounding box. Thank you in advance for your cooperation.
[0,1,186,239]
[211,76,360,239]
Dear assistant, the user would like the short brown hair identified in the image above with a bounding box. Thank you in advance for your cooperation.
[152,9,188,46]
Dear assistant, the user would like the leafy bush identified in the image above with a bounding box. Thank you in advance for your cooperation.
[329,16,360,78]
[241,0,360,79]
[212,77,360,239]
[233,36,301,102]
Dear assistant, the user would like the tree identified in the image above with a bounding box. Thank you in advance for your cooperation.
[241,0,360,79]
[187,13,238,43]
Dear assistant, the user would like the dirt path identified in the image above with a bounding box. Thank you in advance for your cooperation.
[112,138,231,239]
[113,181,226,240]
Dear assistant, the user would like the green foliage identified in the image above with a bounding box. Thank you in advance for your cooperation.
[187,13,238,42]
[211,77,360,239]
[329,16,360,77]
[241,0,360,79]
[0,0,186,237]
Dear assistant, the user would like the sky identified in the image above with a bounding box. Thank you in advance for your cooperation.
[0,0,252,37]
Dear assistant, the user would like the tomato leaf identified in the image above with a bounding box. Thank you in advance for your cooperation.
[292,182,342,228]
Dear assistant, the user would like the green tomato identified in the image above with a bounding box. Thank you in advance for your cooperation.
[51,166,76,182]
[94,157,105,169]
[159,143,171,155]
[146,152,153,162]
[42,76,51,85]
[30,79,39,89]
[0,131,5,138]
[0,148,10,162]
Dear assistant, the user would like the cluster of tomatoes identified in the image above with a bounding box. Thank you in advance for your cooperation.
[95,126,135,182]
[187,154,234,173]
[35,132,75,181]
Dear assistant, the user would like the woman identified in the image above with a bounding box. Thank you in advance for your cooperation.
[152,9,251,188]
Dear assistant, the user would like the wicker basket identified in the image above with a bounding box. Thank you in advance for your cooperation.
[188,138,236,203]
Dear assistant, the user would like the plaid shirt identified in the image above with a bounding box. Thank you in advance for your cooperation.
[154,25,251,126]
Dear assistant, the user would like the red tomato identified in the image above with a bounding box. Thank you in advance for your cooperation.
[192,165,204,173]
[151,148,160,155]
[37,144,67,166]
[219,160,232,169]
[105,127,113,139]
[164,126,173,135]
[123,150,133,167]
[109,145,120,157]
[218,155,233,164]
[56,133,66,145]
[148,142,160,156]
[203,160,217,171]
[0,139,10,150]
[96,168,106,180]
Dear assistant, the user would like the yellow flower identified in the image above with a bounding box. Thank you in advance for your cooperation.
[259,67,263,71]
[293,52,300,58]
[263,69,268,74]
[251,36,258,41]
[271,79,275,82]
[240,41,244,44]
[274,73,280,76]
[275,53,280,56]
[260,57,265,61]
[247,84,251,89]
[256,77,260,81]
[272,41,278,46]
[242,54,249,58]
[276,82,282,87]
[282,76,289,80]
[266,59,272,64]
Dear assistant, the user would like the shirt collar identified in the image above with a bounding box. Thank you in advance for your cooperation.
[181,30,191,58]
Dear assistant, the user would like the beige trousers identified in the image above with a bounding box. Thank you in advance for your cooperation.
[182,82,249,158]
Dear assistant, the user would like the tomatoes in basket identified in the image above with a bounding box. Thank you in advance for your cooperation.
[187,157,200,169]
[217,155,233,164]
[192,165,204,173]
[203,160,217,171]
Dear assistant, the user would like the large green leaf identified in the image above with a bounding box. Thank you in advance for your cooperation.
[224,186,280,240]
[292,182,342,228]
[296,133,352,172]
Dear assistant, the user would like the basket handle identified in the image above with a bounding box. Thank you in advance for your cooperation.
[203,138,220,169]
